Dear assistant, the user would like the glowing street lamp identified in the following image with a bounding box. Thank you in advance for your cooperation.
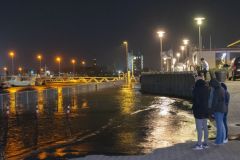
[56,57,61,76]
[37,54,42,73]
[183,39,189,45]
[3,67,7,71]
[18,67,23,74]
[71,59,76,75]
[123,41,129,73]
[81,61,86,65]
[157,31,165,71]
[194,17,205,57]
[9,51,15,75]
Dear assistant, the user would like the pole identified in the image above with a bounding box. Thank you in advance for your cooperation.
[73,63,75,76]
[131,59,134,77]
[198,26,201,58]
[40,59,42,72]
[125,44,129,73]
[210,35,212,51]
[58,61,60,77]
[160,37,163,72]
[11,57,14,75]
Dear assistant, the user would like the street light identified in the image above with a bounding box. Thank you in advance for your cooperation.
[123,41,129,73]
[18,67,22,74]
[176,53,181,62]
[180,45,185,62]
[9,51,15,75]
[157,31,165,71]
[183,39,190,59]
[56,57,61,76]
[71,59,76,76]
[194,17,205,58]
[37,54,42,73]
[81,61,86,65]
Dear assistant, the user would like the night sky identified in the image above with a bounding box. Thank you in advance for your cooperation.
[0,0,240,71]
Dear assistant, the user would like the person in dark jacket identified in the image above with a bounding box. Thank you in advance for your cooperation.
[192,79,209,150]
[221,82,230,143]
[209,79,227,145]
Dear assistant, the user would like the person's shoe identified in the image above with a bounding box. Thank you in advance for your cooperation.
[203,143,209,149]
[223,138,228,144]
[192,144,203,150]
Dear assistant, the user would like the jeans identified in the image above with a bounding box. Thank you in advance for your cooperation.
[214,112,225,144]
[195,118,208,145]
[223,113,228,140]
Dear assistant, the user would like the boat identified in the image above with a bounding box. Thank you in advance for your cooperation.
[7,76,36,87]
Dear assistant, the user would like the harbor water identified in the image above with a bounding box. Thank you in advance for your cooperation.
[0,83,197,160]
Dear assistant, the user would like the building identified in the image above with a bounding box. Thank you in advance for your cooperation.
[128,51,143,76]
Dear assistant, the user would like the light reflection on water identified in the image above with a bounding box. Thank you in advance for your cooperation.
[0,84,196,159]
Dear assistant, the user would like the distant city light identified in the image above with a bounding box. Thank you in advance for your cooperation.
[3,67,7,71]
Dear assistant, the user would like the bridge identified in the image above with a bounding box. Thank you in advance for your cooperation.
[43,76,125,84]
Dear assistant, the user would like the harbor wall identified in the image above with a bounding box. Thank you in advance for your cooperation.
[140,72,195,99]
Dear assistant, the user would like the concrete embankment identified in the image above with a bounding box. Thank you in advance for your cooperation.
[140,72,195,99]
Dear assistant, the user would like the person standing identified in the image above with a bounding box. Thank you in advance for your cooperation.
[209,79,227,145]
[192,79,210,150]
[200,58,209,80]
[221,82,230,143]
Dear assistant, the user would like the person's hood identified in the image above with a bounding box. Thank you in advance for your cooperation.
[210,79,221,89]
[195,79,206,88]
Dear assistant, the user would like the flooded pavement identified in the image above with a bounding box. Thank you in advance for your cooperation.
[0,84,198,160]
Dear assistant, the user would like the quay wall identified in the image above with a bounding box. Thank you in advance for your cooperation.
[140,72,195,99]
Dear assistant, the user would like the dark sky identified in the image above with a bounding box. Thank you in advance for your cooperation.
[0,0,240,71]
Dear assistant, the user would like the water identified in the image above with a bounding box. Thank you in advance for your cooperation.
[0,84,197,160]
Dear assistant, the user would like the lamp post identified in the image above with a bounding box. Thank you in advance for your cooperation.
[18,67,22,74]
[183,39,189,58]
[3,67,7,79]
[56,57,61,77]
[71,59,76,76]
[132,56,136,77]
[176,53,181,63]
[123,41,129,73]
[194,17,205,58]
[157,31,165,72]
[37,54,42,73]
[180,45,185,61]
[9,51,15,75]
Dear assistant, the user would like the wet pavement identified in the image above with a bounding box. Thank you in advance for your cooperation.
[0,84,198,160]
[72,81,240,160]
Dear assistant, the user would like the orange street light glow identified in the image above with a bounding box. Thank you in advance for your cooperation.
[3,67,7,71]
[71,59,76,64]
[56,57,61,62]
[37,55,42,60]
[18,67,22,72]
[9,51,15,57]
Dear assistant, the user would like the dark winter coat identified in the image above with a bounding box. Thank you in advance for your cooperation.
[209,79,227,113]
[221,82,230,113]
[192,79,209,119]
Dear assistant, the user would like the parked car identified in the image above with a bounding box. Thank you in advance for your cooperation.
[228,57,240,81]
